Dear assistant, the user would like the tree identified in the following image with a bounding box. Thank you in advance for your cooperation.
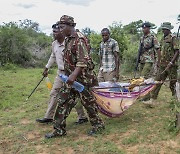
[0,22,31,65]
[0,20,52,67]
[89,33,102,65]
[81,27,94,37]
[19,19,40,32]
[123,20,143,35]
[109,22,128,60]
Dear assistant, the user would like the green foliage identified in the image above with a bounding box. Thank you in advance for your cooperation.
[89,33,102,64]
[109,22,128,60]
[123,20,143,35]
[1,63,18,72]
[121,41,139,73]
[0,20,52,67]
[168,99,180,134]
[81,27,94,37]
[0,22,32,65]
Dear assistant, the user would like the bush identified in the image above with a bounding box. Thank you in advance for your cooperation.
[1,63,18,72]
[109,22,128,60]
[0,20,52,68]
[0,22,32,65]
[121,42,138,73]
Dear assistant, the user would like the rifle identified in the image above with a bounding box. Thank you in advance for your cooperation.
[135,42,143,73]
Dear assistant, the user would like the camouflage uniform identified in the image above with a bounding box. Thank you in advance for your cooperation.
[151,33,179,99]
[140,33,160,78]
[178,54,180,81]
[53,30,104,135]
[176,56,180,101]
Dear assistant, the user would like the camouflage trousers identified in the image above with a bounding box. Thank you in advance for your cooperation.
[139,62,154,101]
[151,65,178,99]
[140,62,153,79]
[53,85,104,135]
[176,58,180,101]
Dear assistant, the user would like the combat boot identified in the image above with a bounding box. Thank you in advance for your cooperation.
[45,130,67,139]
[88,126,105,136]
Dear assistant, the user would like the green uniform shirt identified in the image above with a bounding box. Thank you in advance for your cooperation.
[140,33,160,63]
[63,32,97,86]
[160,33,179,66]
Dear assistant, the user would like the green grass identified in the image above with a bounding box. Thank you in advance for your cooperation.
[0,68,180,154]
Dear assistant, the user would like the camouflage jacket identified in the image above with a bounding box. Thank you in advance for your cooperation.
[63,32,97,86]
[178,56,180,80]
[140,33,160,63]
[160,33,179,66]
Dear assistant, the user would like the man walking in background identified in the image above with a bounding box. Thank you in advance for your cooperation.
[36,23,88,124]
[145,22,179,106]
[98,28,120,82]
[177,56,180,101]
[135,22,161,79]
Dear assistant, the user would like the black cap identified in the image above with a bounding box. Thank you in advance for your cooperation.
[52,23,59,29]
[141,22,151,28]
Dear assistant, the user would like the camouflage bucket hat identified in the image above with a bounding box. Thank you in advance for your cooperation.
[160,22,174,30]
[59,15,76,27]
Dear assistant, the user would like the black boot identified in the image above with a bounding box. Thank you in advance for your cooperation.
[75,118,88,125]
[36,118,53,124]
[88,126,105,136]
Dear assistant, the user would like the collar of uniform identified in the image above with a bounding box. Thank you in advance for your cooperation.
[163,32,172,40]
[144,33,151,38]
[55,40,65,47]
[68,32,77,39]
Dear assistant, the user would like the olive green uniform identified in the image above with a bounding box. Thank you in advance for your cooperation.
[151,33,179,99]
[139,33,160,78]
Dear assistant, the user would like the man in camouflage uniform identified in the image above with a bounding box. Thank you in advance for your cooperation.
[136,22,161,79]
[176,47,180,101]
[145,22,179,106]
[45,15,104,138]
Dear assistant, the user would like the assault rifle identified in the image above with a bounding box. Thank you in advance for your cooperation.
[135,42,143,71]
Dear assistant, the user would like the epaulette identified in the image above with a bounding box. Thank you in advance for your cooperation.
[76,32,84,39]
[170,33,176,38]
